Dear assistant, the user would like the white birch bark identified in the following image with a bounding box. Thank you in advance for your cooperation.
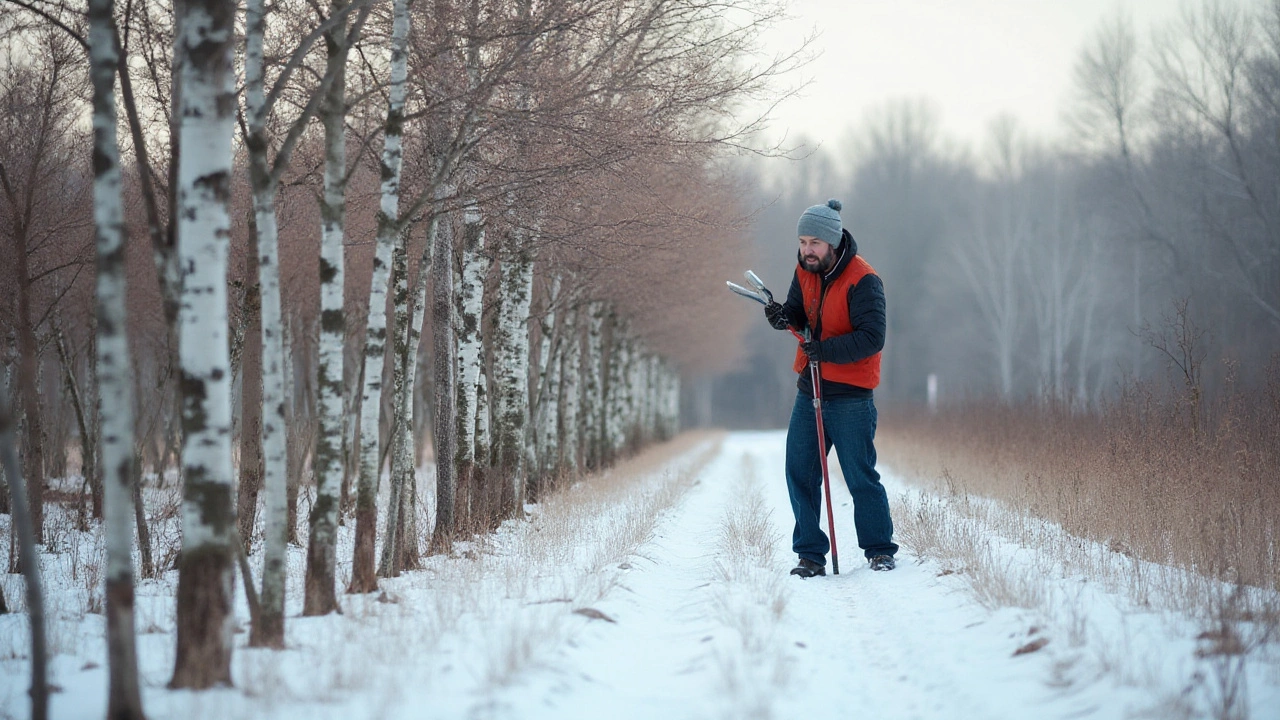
[305,0,350,616]
[582,301,605,469]
[529,275,560,487]
[453,203,486,531]
[604,314,629,461]
[558,305,581,474]
[244,0,289,646]
[91,0,144,710]
[537,322,562,482]
[170,0,237,687]
[490,229,533,518]
[351,0,409,592]
[390,220,420,568]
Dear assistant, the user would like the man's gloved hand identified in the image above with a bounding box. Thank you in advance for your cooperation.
[801,337,823,363]
[764,301,790,330]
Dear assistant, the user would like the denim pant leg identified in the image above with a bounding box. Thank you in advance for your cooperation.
[824,397,898,558]
[785,390,830,566]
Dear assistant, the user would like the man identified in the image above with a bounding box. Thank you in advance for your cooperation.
[764,199,898,577]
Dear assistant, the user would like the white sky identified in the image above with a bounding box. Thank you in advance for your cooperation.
[751,0,1186,150]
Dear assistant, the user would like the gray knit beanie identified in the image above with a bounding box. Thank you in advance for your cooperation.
[796,199,843,245]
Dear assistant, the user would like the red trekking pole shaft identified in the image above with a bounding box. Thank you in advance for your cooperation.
[791,327,839,575]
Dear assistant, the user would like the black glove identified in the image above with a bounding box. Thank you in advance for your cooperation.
[764,301,790,330]
[801,337,823,363]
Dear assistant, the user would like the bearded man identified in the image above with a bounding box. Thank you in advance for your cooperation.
[763,199,898,577]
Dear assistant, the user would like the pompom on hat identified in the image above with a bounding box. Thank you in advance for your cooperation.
[796,199,844,245]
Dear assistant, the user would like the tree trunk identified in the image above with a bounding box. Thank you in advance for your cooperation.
[54,330,98,526]
[527,275,560,499]
[0,388,48,719]
[132,445,155,579]
[604,314,628,463]
[452,204,486,534]
[13,225,44,546]
[490,230,533,519]
[582,301,604,469]
[245,72,292,648]
[559,305,581,475]
[169,0,238,689]
[237,237,264,547]
[350,0,408,590]
[90,0,146,709]
[304,0,351,616]
[428,208,457,555]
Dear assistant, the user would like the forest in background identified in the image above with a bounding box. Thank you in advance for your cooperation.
[707,0,1280,427]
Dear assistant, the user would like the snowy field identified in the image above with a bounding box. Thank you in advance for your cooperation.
[2,430,1278,719]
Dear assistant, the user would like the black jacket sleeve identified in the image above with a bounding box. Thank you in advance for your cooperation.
[819,273,885,364]
[781,272,808,332]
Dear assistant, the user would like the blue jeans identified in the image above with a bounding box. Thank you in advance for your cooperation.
[785,391,897,566]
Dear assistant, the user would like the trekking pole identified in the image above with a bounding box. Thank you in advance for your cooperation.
[725,270,840,575]
[791,326,840,575]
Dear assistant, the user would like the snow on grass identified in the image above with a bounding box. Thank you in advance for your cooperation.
[0,430,723,720]
[888,468,1280,720]
[3,429,1280,719]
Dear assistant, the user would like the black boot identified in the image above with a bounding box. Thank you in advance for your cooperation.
[869,555,895,571]
[790,558,826,578]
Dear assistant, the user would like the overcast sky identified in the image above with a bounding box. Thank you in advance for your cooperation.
[752,0,1187,151]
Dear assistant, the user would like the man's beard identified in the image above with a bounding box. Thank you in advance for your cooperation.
[802,249,835,273]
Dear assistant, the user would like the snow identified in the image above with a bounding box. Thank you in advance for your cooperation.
[2,430,1278,719]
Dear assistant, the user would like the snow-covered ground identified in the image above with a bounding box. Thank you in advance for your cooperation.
[2,430,1278,719]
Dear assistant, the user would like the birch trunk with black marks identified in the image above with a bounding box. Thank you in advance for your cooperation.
[243,0,292,646]
[428,209,457,555]
[527,275,560,498]
[170,0,238,688]
[389,221,419,569]
[535,317,562,489]
[582,301,605,469]
[305,0,351,616]
[490,230,532,519]
[90,0,145,710]
[559,305,581,475]
[378,210,432,576]
[453,204,486,534]
[603,313,629,463]
[350,0,409,593]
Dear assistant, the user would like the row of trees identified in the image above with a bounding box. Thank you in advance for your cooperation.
[717,0,1280,424]
[0,0,782,714]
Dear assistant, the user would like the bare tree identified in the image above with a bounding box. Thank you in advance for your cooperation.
[0,385,47,720]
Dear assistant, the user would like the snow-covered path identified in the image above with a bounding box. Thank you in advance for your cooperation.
[5,430,1277,720]
[483,432,1113,720]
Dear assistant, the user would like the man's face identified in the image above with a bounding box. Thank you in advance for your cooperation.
[799,236,834,273]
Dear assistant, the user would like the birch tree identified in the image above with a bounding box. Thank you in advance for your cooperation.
[558,303,581,475]
[243,0,370,640]
[489,223,533,518]
[305,0,357,617]
[581,300,605,469]
[89,0,144,710]
[169,0,238,688]
[350,0,410,595]
[453,203,487,533]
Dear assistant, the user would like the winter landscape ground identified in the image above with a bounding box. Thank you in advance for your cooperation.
[2,430,1278,720]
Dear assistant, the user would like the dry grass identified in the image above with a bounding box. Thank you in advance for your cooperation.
[880,363,1280,614]
[881,363,1280,720]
